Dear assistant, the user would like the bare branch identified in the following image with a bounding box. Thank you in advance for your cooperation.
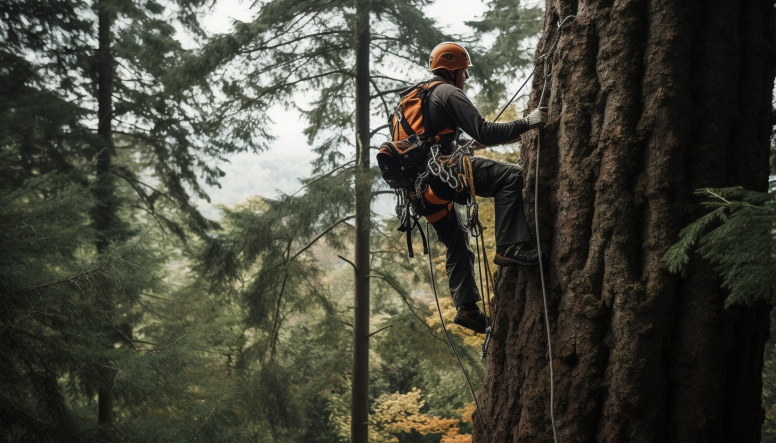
[370,76,393,118]
[368,324,393,337]
[288,216,355,262]
[370,74,413,85]
[338,255,358,274]
[367,274,445,344]
[113,327,137,350]
[370,87,405,99]
[370,124,390,137]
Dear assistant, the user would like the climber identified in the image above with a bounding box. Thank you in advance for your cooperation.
[419,42,546,334]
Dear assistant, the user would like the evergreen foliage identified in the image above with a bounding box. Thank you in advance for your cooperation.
[465,0,543,113]
[1,0,275,437]
[663,135,776,437]
[662,187,776,307]
[0,170,163,441]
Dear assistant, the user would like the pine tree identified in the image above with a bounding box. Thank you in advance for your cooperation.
[188,1,545,440]
[1,0,270,436]
[465,0,543,113]
[188,2,449,442]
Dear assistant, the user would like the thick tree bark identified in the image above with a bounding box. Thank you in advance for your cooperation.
[351,0,371,442]
[479,1,775,442]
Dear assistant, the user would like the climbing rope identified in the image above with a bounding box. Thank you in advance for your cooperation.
[426,222,489,441]
[423,14,575,443]
[533,15,576,443]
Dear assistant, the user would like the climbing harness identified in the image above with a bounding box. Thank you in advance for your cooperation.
[377,79,458,258]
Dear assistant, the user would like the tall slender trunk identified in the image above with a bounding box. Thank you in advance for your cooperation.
[96,0,114,426]
[479,1,775,442]
[351,0,371,442]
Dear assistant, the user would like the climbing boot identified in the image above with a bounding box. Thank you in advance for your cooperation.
[453,308,488,334]
[494,243,541,267]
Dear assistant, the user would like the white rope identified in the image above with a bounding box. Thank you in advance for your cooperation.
[426,222,489,441]
[535,129,557,443]
[420,16,574,443]
[534,15,575,443]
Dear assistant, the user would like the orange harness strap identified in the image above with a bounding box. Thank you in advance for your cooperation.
[423,186,448,205]
[424,202,453,223]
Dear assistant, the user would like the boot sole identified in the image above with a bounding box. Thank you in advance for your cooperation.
[493,257,540,267]
[453,317,487,334]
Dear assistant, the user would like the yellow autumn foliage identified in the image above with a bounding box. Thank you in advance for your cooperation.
[332,388,473,443]
[372,388,458,438]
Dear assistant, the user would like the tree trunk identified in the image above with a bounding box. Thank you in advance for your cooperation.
[479,2,775,442]
[351,0,371,442]
[96,0,115,426]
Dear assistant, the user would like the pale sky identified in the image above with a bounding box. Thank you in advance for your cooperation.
[192,0,498,218]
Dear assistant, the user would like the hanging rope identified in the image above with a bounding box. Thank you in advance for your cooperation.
[426,222,489,441]
[532,14,576,443]
[423,14,575,443]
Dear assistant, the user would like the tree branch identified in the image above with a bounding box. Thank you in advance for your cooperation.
[241,30,349,52]
[290,160,355,197]
[370,74,413,84]
[287,216,355,262]
[370,77,392,117]
[113,327,137,350]
[338,255,358,274]
[259,70,355,94]
[18,252,129,292]
[370,87,405,99]
[367,274,445,344]
[368,324,393,337]
[370,124,390,137]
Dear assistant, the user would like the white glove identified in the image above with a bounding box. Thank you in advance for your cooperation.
[525,107,548,129]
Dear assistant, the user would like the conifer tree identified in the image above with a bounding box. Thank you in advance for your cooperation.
[189,2,449,441]
[190,1,543,440]
[465,0,543,113]
[1,0,269,435]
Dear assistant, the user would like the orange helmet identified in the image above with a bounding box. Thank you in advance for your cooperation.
[429,42,473,71]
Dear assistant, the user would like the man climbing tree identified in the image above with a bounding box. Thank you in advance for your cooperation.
[478,2,776,442]
[383,42,547,334]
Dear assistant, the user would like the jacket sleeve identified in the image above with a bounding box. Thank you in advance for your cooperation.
[444,89,530,145]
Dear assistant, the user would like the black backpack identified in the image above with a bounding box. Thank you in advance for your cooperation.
[376,81,453,189]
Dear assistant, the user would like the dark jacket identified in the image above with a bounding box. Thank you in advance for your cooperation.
[426,77,529,154]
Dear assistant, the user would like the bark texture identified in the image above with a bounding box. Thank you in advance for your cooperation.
[351,1,371,442]
[479,1,776,442]
[96,0,115,426]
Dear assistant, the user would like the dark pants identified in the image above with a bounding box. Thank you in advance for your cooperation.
[416,157,532,306]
